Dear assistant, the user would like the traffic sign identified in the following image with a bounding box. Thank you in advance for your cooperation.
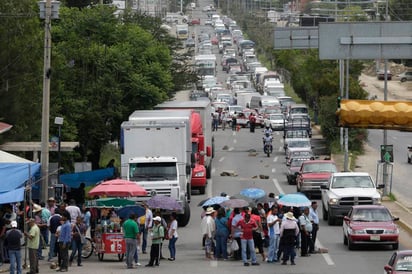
[380,145,394,163]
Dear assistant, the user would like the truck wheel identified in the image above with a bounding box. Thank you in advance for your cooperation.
[177,202,191,227]
[206,162,212,179]
[327,209,335,225]
[322,204,328,221]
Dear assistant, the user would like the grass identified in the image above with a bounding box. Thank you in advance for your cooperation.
[387,192,397,201]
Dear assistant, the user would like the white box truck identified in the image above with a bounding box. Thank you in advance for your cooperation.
[120,110,194,226]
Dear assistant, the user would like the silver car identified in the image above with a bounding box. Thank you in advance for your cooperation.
[398,71,412,82]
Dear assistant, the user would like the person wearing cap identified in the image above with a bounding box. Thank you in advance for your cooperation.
[24,218,40,274]
[298,207,313,257]
[6,221,22,274]
[145,216,164,267]
[279,212,299,265]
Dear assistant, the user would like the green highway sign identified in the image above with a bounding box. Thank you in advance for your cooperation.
[380,145,394,163]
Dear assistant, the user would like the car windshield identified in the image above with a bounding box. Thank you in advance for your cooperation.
[303,163,337,173]
[331,175,375,188]
[286,130,308,138]
[269,114,284,120]
[288,140,311,148]
[351,208,392,222]
[395,256,412,271]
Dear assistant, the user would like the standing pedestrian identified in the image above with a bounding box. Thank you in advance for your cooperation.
[145,216,164,267]
[123,214,139,269]
[58,214,72,272]
[231,113,237,131]
[167,213,178,261]
[230,208,243,261]
[309,201,319,254]
[214,208,229,260]
[24,218,40,274]
[65,200,81,225]
[46,197,57,216]
[6,221,22,274]
[249,113,256,133]
[212,112,219,131]
[47,208,61,262]
[221,111,227,130]
[69,216,86,267]
[298,207,313,257]
[266,206,281,263]
[236,213,259,266]
[0,212,6,267]
[200,207,215,260]
[251,208,266,261]
[279,212,299,265]
[140,203,153,254]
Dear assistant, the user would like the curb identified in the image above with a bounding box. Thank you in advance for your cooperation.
[394,201,412,236]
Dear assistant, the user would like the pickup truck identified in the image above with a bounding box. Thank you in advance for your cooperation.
[321,172,382,225]
[295,160,337,197]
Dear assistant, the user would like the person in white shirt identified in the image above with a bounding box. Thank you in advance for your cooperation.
[308,201,319,253]
[200,207,215,259]
[167,213,178,261]
[65,199,82,225]
[298,207,313,257]
[266,206,281,263]
[141,203,153,254]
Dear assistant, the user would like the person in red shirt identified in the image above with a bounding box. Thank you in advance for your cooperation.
[236,213,260,266]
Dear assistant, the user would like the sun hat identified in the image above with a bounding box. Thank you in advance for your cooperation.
[205,207,215,215]
[33,204,42,213]
[48,197,55,201]
[284,212,296,220]
[153,216,161,222]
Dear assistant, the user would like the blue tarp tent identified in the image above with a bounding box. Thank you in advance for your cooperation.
[59,168,115,188]
[0,162,41,203]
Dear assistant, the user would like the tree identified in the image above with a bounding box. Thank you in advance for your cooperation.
[0,0,43,144]
[51,6,174,168]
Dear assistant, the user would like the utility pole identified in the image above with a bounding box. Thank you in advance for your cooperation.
[39,0,60,202]
[40,0,52,203]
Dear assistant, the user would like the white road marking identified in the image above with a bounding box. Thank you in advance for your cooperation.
[316,239,335,266]
[272,178,285,195]
[271,168,276,173]
[273,156,278,162]
[219,157,225,162]
[228,147,234,151]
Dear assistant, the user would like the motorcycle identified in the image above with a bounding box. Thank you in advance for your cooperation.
[264,141,272,157]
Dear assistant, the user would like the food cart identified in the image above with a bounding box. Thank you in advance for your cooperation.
[84,198,132,261]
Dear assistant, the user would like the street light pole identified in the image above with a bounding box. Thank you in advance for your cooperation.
[40,0,52,203]
[54,117,63,186]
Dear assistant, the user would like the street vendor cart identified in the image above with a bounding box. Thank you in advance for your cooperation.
[94,231,125,261]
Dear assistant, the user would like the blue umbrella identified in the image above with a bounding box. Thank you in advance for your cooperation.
[277,193,311,207]
[201,196,229,207]
[240,188,266,200]
[116,205,146,219]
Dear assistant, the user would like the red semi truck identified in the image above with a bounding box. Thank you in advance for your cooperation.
[155,100,214,194]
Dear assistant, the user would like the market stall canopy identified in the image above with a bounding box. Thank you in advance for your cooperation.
[0,152,41,204]
[88,179,147,197]
[86,197,135,208]
[59,168,115,188]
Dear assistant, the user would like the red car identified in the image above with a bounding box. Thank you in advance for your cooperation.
[211,36,219,45]
[343,205,399,250]
[384,250,412,274]
[189,18,200,25]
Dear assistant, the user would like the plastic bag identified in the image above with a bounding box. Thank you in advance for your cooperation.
[231,239,239,251]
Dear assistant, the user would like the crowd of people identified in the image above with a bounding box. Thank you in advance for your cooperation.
[0,198,180,274]
[200,195,320,267]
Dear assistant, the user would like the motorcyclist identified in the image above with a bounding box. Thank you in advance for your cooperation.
[262,132,273,152]
[264,126,273,135]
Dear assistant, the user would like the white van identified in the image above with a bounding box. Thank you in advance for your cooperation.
[250,95,280,109]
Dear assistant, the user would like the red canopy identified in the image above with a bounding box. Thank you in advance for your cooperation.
[88,179,147,197]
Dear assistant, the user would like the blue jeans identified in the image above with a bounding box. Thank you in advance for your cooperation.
[214,234,228,259]
[48,233,57,260]
[241,239,257,263]
[140,226,148,253]
[267,234,280,261]
[8,249,22,274]
[69,240,82,266]
[168,236,178,259]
